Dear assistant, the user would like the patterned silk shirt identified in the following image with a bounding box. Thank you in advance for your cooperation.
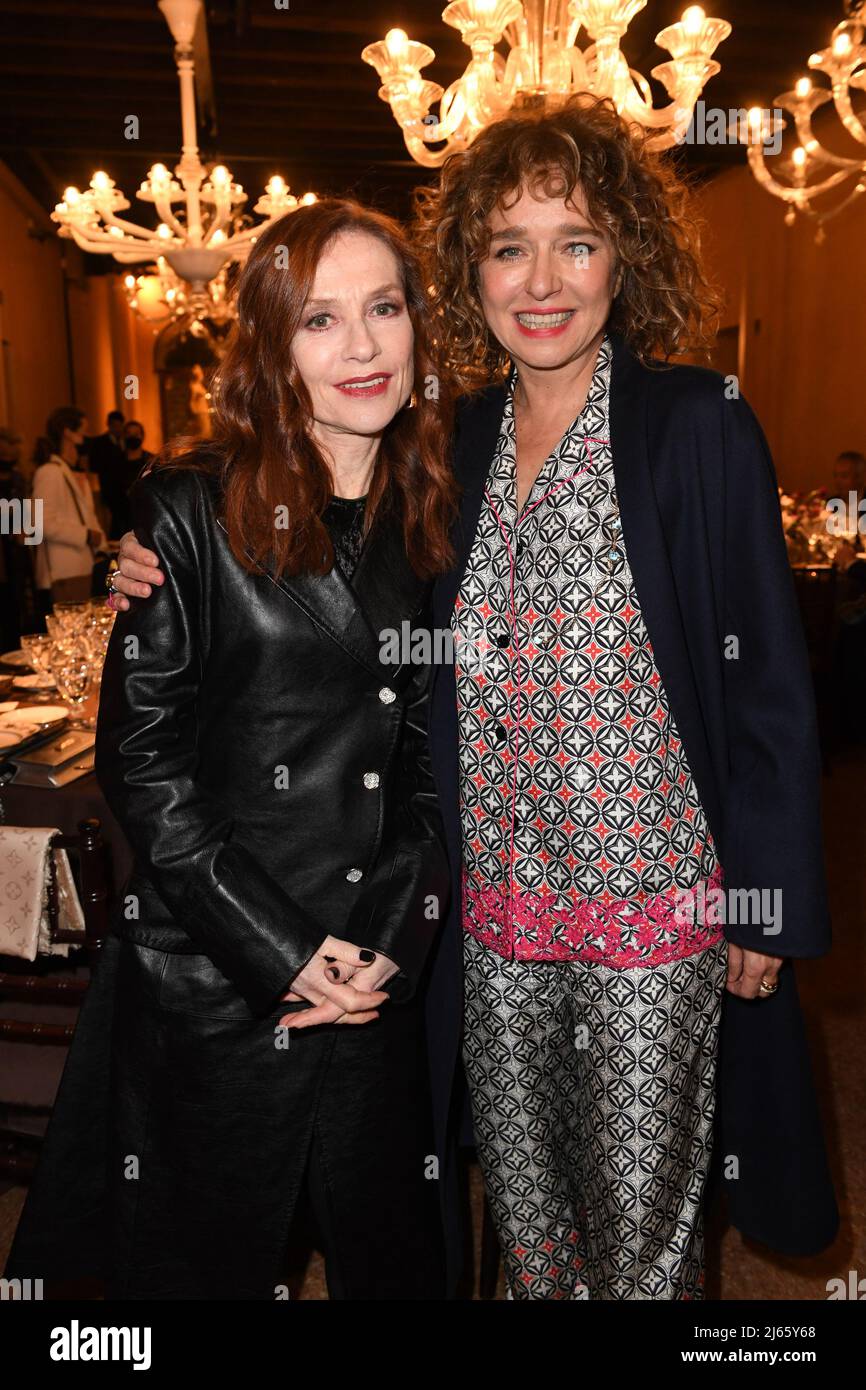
[452,334,724,967]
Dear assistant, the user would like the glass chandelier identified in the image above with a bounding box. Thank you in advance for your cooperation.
[52,0,316,320]
[362,1,731,165]
[743,1,866,238]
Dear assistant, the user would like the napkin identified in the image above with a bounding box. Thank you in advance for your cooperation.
[0,826,86,960]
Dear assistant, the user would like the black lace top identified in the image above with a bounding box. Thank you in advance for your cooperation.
[323,494,368,581]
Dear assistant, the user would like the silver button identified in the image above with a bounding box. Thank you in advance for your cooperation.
[378,687,396,704]
[363,772,380,789]
[346,868,363,883]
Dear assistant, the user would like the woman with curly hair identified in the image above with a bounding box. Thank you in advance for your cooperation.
[416,94,836,1301]
[109,97,837,1301]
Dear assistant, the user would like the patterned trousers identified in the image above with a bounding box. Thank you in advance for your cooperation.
[462,932,728,1300]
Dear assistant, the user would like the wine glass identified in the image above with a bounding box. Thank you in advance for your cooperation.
[47,640,96,729]
[52,601,91,639]
[20,633,53,674]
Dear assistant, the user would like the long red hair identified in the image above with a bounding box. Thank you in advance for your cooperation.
[157,199,457,578]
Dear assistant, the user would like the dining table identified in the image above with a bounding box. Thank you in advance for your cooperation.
[0,658,133,896]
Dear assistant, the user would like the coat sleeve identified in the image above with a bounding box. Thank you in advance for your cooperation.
[95,471,326,1013]
[33,465,89,550]
[720,392,831,958]
[342,649,451,1002]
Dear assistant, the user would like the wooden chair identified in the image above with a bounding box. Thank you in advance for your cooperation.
[0,817,110,1178]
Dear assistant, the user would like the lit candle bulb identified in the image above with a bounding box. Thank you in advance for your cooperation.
[795,77,812,98]
[149,163,170,185]
[210,165,231,187]
[62,186,81,205]
[681,5,705,38]
[792,146,807,168]
[91,170,111,191]
[266,175,287,198]
[157,222,172,239]
[301,192,318,205]
[385,28,410,62]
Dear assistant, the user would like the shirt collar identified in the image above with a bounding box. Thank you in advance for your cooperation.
[489,333,612,513]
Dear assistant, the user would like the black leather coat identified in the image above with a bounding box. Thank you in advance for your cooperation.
[6,464,451,1297]
[98,465,449,1008]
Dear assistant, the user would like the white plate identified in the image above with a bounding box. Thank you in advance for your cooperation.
[12,674,57,691]
[0,729,24,748]
[0,701,19,714]
[0,705,68,728]
[0,649,32,668]
[0,721,42,744]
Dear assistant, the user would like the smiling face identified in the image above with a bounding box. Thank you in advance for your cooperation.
[477,182,619,377]
[290,229,414,447]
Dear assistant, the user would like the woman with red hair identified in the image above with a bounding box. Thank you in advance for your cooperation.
[8,200,456,1300]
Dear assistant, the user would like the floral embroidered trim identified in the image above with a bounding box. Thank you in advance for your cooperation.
[462,867,725,968]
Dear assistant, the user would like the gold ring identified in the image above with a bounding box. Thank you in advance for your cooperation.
[759,977,779,996]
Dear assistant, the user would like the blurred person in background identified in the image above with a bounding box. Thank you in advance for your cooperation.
[0,426,32,647]
[32,406,107,603]
[832,448,866,505]
[88,408,126,536]
[107,419,154,538]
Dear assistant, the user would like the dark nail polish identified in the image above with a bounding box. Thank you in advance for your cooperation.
[359,949,376,962]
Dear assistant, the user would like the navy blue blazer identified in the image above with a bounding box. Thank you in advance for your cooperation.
[426,329,839,1293]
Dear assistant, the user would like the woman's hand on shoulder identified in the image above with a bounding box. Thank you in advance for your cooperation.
[107,531,165,610]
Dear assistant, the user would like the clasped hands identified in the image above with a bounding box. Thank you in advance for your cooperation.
[278,935,399,1030]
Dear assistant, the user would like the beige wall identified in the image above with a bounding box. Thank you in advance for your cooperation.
[0,160,163,463]
[0,162,72,458]
[66,272,164,452]
[692,163,866,495]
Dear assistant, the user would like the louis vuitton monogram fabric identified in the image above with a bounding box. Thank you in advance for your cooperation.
[0,826,85,960]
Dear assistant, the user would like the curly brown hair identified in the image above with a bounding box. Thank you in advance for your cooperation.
[413,95,721,387]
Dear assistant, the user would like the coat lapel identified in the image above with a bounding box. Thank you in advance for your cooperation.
[432,381,509,633]
[608,331,724,845]
[244,505,428,683]
[350,501,430,674]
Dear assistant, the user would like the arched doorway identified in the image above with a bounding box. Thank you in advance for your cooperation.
[153,317,234,444]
